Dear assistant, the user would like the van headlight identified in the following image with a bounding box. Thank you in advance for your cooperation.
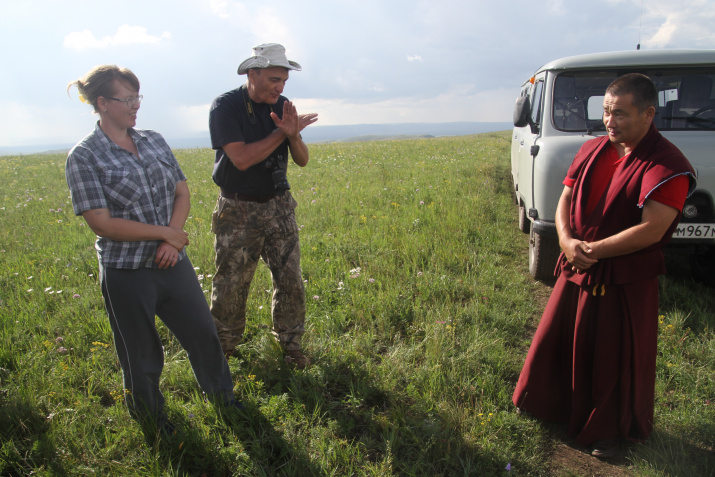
[683,204,698,219]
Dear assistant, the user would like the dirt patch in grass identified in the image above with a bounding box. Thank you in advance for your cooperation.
[548,440,635,476]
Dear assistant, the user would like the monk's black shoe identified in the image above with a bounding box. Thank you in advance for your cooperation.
[591,438,618,458]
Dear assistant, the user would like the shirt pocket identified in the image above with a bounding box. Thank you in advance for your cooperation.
[101,169,143,208]
[147,155,179,197]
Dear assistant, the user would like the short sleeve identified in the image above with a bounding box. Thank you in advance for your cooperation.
[209,93,245,150]
[648,175,690,211]
[65,146,109,215]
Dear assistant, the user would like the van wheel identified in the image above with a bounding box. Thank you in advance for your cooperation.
[518,204,530,234]
[691,249,715,285]
[529,228,560,281]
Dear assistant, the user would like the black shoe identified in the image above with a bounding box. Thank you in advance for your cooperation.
[159,419,178,439]
[284,349,311,369]
[219,399,246,425]
[591,438,618,458]
[140,416,180,443]
[225,399,245,411]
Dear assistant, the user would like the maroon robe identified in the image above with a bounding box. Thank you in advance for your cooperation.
[512,125,695,446]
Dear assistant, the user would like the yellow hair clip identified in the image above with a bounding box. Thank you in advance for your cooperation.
[78,93,88,104]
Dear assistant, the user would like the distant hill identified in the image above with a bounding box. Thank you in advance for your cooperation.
[0,122,512,156]
[301,122,511,143]
[330,134,435,143]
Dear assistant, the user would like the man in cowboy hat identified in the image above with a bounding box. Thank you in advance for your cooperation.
[208,43,318,369]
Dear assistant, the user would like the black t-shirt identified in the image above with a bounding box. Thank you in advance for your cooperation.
[209,85,289,195]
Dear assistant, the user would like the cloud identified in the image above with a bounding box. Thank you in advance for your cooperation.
[641,0,715,48]
[207,0,230,18]
[646,14,678,48]
[250,7,291,40]
[200,1,299,54]
[163,103,212,135]
[407,55,423,62]
[63,25,171,49]
[0,101,91,147]
[294,86,514,126]
[547,0,566,15]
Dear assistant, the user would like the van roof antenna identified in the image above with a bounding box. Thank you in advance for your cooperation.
[637,0,644,50]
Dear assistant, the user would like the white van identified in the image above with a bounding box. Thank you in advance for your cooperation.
[511,49,715,281]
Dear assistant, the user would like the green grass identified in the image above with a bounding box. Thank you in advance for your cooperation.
[0,132,713,476]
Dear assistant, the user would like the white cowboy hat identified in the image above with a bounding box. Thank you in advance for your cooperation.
[237,43,302,75]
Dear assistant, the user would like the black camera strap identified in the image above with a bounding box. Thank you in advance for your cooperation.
[242,85,274,126]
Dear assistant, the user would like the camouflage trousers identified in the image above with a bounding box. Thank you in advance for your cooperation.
[210,191,306,353]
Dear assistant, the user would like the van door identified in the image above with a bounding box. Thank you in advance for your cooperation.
[511,83,532,225]
[515,74,545,223]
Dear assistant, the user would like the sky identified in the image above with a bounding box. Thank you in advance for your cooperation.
[1,0,714,151]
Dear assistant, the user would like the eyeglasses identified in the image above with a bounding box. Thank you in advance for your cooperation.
[106,95,143,107]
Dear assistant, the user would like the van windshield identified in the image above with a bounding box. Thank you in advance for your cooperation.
[553,68,715,131]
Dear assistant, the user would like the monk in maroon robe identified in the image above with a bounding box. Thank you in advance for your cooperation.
[512,73,696,458]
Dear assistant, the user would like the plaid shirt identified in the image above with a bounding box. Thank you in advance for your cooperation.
[65,122,187,269]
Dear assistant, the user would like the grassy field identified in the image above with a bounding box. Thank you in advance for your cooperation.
[0,131,713,476]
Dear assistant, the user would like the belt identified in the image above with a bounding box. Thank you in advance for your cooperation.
[220,190,276,203]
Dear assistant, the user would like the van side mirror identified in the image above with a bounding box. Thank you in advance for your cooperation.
[513,96,531,127]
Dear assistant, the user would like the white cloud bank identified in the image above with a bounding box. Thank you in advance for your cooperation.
[295,86,515,126]
[0,101,92,147]
[63,25,171,49]
[640,0,715,48]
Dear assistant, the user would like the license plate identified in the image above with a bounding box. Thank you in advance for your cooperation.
[673,223,715,239]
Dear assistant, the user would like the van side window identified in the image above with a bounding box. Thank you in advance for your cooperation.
[666,75,715,129]
[530,80,544,129]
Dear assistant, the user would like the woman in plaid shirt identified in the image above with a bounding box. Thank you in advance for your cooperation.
[66,65,237,439]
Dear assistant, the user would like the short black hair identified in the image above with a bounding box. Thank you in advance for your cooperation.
[606,73,657,112]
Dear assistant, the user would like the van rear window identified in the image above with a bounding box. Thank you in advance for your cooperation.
[553,68,715,131]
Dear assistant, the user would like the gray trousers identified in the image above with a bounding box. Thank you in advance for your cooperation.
[210,192,306,353]
[100,257,234,423]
